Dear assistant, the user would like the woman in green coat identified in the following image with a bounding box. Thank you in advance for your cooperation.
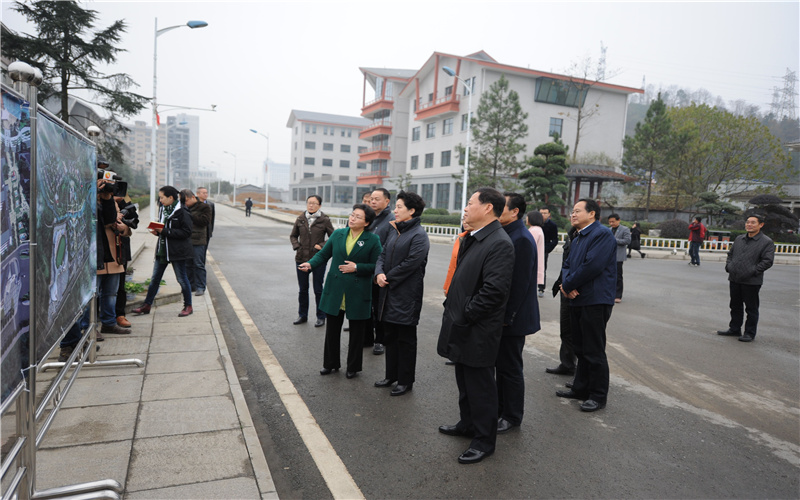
[299,204,382,379]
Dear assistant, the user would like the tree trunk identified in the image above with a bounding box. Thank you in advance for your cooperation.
[644,164,654,219]
[572,107,583,161]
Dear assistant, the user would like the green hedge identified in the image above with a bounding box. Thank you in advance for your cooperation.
[420,214,462,226]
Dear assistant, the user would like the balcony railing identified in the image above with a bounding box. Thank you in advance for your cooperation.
[359,169,388,178]
[362,118,392,130]
[418,94,459,112]
[364,95,394,107]
[361,145,391,154]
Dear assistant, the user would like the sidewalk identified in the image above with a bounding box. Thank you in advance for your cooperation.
[33,226,277,498]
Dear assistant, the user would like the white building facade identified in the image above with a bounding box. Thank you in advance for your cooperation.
[287,110,371,206]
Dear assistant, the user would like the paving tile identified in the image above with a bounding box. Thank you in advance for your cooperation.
[141,370,229,401]
[126,430,252,492]
[39,402,137,448]
[149,334,218,353]
[36,440,131,492]
[152,321,214,336]
[59,374,143,408]
[136,395,238,438]
[145,351,222,374]
[126,477,261,499]
[91,337,150,356]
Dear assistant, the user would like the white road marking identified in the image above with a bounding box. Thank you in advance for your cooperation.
[209,254,364,500]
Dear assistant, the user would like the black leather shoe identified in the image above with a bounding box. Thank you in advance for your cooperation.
[497,417,518,434]
[738,334,754,342]
[580,399,606,412]
[545,365,575,375]
[717,329,740,336]
[556,389,584,399]
[293,317,308,325]
[391,384,412,396]
[565,382,574,389]
[438,424,473,437]
[345,371,358,379]
[319,368,338,375]
[314,318,325,327]
[374,379,396,388]
[373,343,385,355]
[458,448,493,464]
[445,360,456,366]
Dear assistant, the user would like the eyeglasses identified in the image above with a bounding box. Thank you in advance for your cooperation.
[349,212,364,220]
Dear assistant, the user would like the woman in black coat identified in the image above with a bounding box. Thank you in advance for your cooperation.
[627,221,645,258]
[373,191,430,396]
[132,186,194,317]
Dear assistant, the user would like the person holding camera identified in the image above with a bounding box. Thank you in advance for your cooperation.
[113,186,139,327]
[96,175,132,335]
[132,185,194,317]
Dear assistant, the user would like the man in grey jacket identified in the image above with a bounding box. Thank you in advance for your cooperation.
[717,214,775,342]
[608,214,631,303]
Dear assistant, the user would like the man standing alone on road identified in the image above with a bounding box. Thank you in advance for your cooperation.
[539,207,559,298]
[688,217,706,266]
[608,214,631,303]
[717,214,774,343]
[437,188,515,464]
[557,199,616,412]
[495,193,540,434]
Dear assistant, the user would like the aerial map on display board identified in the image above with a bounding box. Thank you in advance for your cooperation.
[1,88,31,402]
[33,111,96,365]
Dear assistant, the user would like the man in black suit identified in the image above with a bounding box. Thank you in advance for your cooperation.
[495,192,540,434]
[437,188,515,464]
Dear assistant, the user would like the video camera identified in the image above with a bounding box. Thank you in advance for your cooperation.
[118,203,138,230]
[97,157,122,194]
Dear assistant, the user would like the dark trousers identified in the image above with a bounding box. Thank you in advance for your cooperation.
[143,259,192,308]
[296,263,326,320]
[615,262,624,299]
[383,322,417,385]
[570,304,612,405]
[689,241,701,265]
[496,335,526,426]
[729,282,761,337]
[186,244,208,292]
[323,310,365,373]
[558,295,577,371]
[455,363,497,453]
[363,284,385,346]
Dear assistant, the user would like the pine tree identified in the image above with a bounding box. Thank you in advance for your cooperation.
[519,134,569,210]
[467,75,529,189]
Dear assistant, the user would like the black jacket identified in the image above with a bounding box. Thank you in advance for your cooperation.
[501,219,540,337]
[437,220,515,367]
[156,204,193,262]
[375,217,430,326]
[369,206,396,245]
[543,219,559,254]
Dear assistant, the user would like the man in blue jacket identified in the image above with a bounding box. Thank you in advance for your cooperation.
[557,198,616,412]
[496,192,540,433]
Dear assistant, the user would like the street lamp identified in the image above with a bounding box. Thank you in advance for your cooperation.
[250,129,270,214]
[442,65,473,212]
[150,18,208,220]
[223,150,238,206]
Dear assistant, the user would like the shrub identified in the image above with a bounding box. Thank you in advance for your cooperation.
[423,208,450,216]
[420,214,462,226]
[658,219,689,239]
[775,232,800,244]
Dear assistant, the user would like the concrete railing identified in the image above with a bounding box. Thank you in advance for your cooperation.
[555,233,799,255]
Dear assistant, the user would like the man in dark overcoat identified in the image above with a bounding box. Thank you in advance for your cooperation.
[496,192,540,433]
[437,188,515,465]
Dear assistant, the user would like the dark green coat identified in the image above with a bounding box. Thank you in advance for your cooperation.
[307,228,382,320]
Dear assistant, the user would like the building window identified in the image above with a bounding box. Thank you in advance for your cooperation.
[410,155,419,170]
[549,117,563,137]
[303,172,314,178]
[294,157,297,165]
[322,158,333,167]
[412,127,420,141]
[304,157,315,165]
[340,144,351,153]
[324,186,331,201]
[421,184,434,205]
[461,113,473,131]
[334,186,353,204]
[312,125,317,134]
[463,77,476,95]
[339,175,349,181]
[341,128,345,137]
[294,142,297,150]
[445,86,453,97]
[426,123,436,138]
[441,150,451,167]
[322,126,327,135]
[305,141,316,150]
[436,183,450,210]
[348,129,352,137]
[443,118,453,135]
[358,146,367,154]
[409,184,418,193]
[535,78,587,108]
[428,92,433,102]
[340,160,350,168]
[323,143,334,151]
[425,153,434,169]
[305,124,310,133]
[295,126,298,134]
[357,162,367,169]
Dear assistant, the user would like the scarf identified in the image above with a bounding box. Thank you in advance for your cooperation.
[306,210,321,227]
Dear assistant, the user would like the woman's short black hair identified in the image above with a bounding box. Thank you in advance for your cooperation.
[396,190,425,217]
[159,185,179,203]
[352,203,376,226]
[526,210,544,227]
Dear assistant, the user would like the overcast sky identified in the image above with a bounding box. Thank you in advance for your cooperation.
[2,1,798,185]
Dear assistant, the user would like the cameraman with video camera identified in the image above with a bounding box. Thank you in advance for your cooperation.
[113,181,139,328]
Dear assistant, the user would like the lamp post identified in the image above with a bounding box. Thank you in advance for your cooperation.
[150,18,207,220]
[223,150,238,205]
[250,129,270,213]
[442,65,473,212]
